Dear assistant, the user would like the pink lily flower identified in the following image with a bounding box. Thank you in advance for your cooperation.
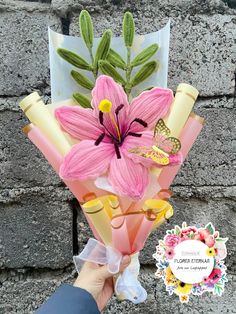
[55,75,173,199]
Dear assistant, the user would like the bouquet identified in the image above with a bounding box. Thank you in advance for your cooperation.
[19,11,204,304]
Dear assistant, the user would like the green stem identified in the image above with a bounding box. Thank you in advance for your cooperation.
[125,47,132,99]
[89,47,97,79]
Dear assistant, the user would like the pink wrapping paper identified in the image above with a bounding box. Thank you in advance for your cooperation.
[111,211,155,255]
[24,124,102,241]
[111,215,131,255]
[158,113,204,189]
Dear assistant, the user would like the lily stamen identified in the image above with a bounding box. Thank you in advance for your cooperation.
[99,99,121,142]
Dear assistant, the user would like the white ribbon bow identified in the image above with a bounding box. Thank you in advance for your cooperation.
[73,238,147,304]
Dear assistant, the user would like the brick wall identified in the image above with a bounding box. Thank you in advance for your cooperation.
[0,0,235,313]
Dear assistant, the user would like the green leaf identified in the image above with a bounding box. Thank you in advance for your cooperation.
[71,70,94,90]
[205,223,215,235]
[130,61,158,87]
[219,274,228,283]
[98,60,126,85]
[214,282,224,296]
[131,44,159,67]
[73,92,91,108]
[143,86,154,91]
[214,258,217,268]
[94,30,112,68]
[174,225,181,235]
[57,48,92,71]
[79,10,94,49]
[107,48,126,70]
[215,237,228,243]
[123,12,135,48]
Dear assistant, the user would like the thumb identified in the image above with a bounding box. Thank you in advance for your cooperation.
[119,255,131,272]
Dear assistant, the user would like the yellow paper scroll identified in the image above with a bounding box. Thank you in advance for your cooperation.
[152,83,199,177]
[165,83,199,138]
[142,199,173,230]
[82,198,112,245]
[19,92,71,156]
[47,98,79,147]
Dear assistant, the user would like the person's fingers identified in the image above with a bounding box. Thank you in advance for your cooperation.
[98,255,131,279]
[119,255,131,272]
[84,255,131,282]
[97,264,113,280]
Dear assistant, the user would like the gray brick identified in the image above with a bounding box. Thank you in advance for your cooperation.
[0,2,61,96]
[0,110,61,188]
[0,275,70,314]
[168,14,236,96]
[0,187,73,268]
[0,94,52,112]
[105,271,236,314]
[52,0,233,17]
[195,96,235,109]
[0,267,235,314]
[172,107,236,187]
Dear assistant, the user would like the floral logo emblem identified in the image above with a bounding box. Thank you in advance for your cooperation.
[153,222,228,303]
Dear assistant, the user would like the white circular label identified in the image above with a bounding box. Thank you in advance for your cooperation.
[169,240,214,284]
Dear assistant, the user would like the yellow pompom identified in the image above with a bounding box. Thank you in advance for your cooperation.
[99,99,112,113]
[206,247,215,257]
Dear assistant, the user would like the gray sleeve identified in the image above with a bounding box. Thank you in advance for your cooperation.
[35,283,100,314]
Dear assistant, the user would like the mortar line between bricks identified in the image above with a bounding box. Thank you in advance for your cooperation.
[1,265,235,281]
[1,184,235,192]
[0,94,235,100]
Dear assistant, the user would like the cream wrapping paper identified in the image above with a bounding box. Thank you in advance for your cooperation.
[164,83,199,137]
[19,92,71,156]
[158,113,204,189]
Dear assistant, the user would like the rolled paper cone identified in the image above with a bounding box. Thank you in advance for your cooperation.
[19,92,71,156]
[82,199,112,245]
[110,196,131,255]
[23,123,63,173]
[155,189,173,200]
[142,199,173,231]
[131,212,155,253]
[47,98,79,146]
[152,205,173,230]
[47,98,77,112]
[143,199,168,213]
[158,113,204,190]
[109,195,122,217]
[23,124,101,241]
[118,195,134,213]
[151,84,199,177]
[165,83,199,138]
[126,172,161,212]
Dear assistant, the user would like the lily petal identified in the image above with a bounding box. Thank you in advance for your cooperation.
[91,75,129,136]
[128,87,174,132]
[108,151,149,199]
[55,106,104,141]
[60,140,114,180]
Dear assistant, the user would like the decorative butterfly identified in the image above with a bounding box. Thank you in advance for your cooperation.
[129,119,182,166]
